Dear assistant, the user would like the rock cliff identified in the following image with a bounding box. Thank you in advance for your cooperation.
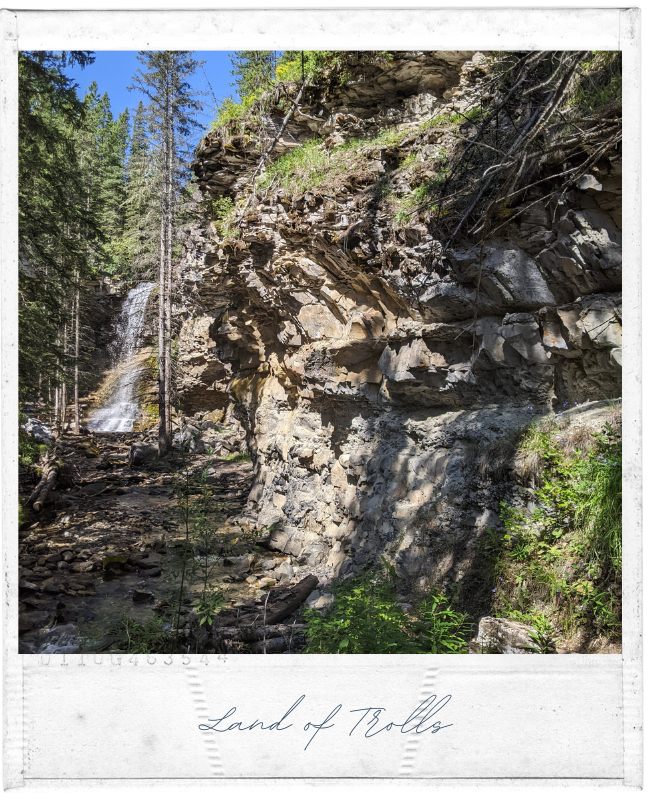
[175,52,622,598]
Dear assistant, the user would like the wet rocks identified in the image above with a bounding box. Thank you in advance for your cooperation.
[130,552,162,571]
[132,588,155,604]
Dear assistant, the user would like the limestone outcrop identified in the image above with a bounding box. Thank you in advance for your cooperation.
[175,52,622,595]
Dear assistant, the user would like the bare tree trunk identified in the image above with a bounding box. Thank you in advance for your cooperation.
[53,330,60,432]
[53,384,59,430]
[73,286,80,434]
[164,54,174,449]
[60,322,67,431]
[158,196,167,455]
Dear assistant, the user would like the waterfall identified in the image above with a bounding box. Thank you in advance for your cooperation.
[88,282,155,433]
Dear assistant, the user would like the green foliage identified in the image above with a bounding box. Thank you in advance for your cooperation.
[192,589,226,627]
[212,92,265,131]
[260,125,415,197]
[411,592,475,653]
[568,51,622,115]
[210,51,281,133]
[203,195,237,239]
[210,51,395,133]
[275,51,337,83]
[393,150,449,224]
[123,100,160,278]
[18,51,101,402]
[259,138,330,194]
[169,449,228,644]
[221,451,252,463]
[18,427,48,468]
[143,403,160,420]
[526,614,558,653]
[493,415,622,641]
[303,567,471,654]
[574,424,622,572]
[109,614,173,654]
[128,50,203,273]
[230,51,279,99]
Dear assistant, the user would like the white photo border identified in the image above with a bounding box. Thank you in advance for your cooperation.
[1,5,642,788]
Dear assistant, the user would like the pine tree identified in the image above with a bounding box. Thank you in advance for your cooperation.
[18,51,100,411]
[100,107,130,273]
[75,85,130,277]
[129,51,202,455]
[229,51,279,99]
[124,101,160,280]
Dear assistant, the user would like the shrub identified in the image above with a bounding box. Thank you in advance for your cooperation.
[223,451,252,463]
[493,414,622,641]
[303,567,471,654]
[19,426,48,467]
[212,91,265,132]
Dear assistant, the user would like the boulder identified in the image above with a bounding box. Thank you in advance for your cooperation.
[469,617,539,654]
[128,443,159,467]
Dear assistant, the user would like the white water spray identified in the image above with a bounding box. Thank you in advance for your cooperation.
[88,282,155,433]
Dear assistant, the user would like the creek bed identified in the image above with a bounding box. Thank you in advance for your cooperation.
[18,431,278,654]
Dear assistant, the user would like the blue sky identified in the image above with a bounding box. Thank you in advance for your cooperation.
[65,50,237,140]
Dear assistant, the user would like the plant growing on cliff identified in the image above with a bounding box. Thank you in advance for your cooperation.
[493,413,622,643]
[258,138,331,194]
[400,51,621,297]
[203,195,237,239]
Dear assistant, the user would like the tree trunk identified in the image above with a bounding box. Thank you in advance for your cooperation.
[158,199,167,455]
[164,54,174,449]
[28,449,59,511]
[60,322,67,431]
[73,287,80,434]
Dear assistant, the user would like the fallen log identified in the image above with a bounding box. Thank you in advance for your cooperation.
[212,623,306,643]
[250,636,298,654]
[27,452,60,512]
[264,574,319,625]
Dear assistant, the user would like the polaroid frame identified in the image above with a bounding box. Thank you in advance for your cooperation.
[1,6,642,789]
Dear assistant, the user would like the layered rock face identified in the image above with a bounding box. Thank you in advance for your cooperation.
[176,52,622,592]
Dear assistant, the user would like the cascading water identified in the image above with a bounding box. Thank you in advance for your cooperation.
[88,281,155,433]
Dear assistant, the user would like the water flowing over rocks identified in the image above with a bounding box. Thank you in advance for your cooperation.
[173,51,623,603]
[88,282,155,433]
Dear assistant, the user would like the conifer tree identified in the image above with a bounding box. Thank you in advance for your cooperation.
[124,101,160,279]
[18,51,99,413]
[129,51,202,454]
[229,51,279,98]
[100,108,130,273]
